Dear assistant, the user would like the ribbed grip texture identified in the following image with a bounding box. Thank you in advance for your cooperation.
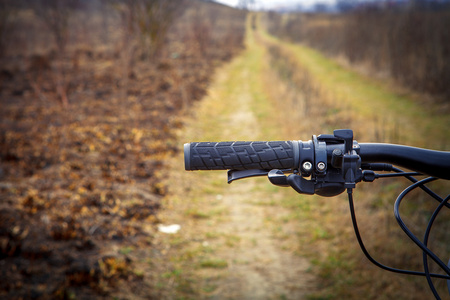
[185,141,295,170]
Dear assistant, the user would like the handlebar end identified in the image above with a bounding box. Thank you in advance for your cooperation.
[184,143,191,171]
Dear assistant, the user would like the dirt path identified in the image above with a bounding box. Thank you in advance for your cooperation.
[208,182,316,300]
[151,25,317,299]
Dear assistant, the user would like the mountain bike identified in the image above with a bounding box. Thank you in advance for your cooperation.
[184,129,450,299]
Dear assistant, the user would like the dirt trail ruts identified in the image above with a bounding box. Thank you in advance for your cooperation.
[208,182,316,300]
[153,38,317,299]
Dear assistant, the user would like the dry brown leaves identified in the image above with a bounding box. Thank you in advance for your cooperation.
[0,2,246,298]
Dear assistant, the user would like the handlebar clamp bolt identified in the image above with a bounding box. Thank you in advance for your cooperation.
[317,162,326,172]
[302,161,313,172]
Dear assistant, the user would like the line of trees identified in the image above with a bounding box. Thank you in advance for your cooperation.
[1,0,247,108]
[266,3,450,99]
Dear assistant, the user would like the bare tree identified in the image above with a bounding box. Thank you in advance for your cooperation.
[238,0,254,10]
[190,8,212,57]
[32,0,80,107]
[135,0,186,59]
[109,0,186,99]
[33,0,79,54]
[0,0,16,59]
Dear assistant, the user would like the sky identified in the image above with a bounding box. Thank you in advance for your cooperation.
[213,0,338,10]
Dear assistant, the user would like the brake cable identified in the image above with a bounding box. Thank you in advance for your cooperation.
[348,181,450,281]
[423,194,450,299]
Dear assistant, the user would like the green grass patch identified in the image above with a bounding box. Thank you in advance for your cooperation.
[223,234,241,247]
[204,231,221,239]
[312,228,330,241]
[199,259,228,269]
[185,209,211,219]
[119,246,134,255]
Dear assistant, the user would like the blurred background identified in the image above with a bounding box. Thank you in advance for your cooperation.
[0,0,449,299]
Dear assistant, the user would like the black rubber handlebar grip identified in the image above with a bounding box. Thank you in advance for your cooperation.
[184,141,299,171]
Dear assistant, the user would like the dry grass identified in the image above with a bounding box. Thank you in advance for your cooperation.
[265,9,450,100]
[255,13,450,299]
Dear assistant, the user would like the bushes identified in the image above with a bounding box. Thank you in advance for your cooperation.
[265,7,450,99]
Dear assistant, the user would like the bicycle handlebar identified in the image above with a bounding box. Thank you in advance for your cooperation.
[359,143,450,180]
[185,140,450,180]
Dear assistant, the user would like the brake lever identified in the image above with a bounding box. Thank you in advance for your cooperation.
[227,169,293,184]
[227,169,270,183]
